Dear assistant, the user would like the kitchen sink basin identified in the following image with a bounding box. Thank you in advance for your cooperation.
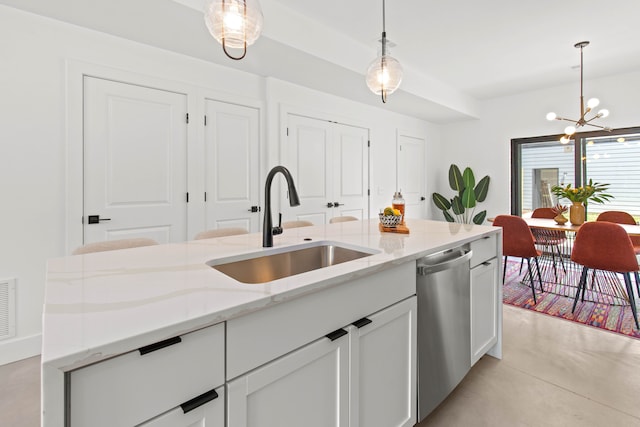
[207,241,377,284]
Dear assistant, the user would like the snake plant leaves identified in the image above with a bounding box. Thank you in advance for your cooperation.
[448,164,464,193]
[474,175,490,202]
[432,193,451,211]
[462,167,475,191]
[473,210,487,225]
[443,210,455,222]
[451,195,464,215]
[461,187,477,209]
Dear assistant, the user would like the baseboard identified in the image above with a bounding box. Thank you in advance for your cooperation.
[0,333,41,366]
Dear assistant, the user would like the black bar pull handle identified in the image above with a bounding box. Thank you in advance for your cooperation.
[325,328,348,341]
[352,317,372,328]
[180,388,219,414]
[138,336,182,355]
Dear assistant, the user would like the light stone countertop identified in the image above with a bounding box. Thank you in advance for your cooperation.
[42,218,500,372]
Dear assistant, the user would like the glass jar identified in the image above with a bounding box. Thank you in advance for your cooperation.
[392,191,405,223]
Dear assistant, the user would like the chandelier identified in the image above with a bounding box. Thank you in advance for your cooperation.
[365,0,403,103]
[546,41,611,144]
[204,0,263,61]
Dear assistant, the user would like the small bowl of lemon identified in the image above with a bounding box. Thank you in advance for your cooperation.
[379,207,402,228]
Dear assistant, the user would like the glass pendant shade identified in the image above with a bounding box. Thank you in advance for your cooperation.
[366,54,403,97]
[204,0,263,57]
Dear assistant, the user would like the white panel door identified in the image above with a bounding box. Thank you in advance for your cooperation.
[227,334,350,427]
[333,124,369,219]
[285,114,369,224]
[397,133,426,219]
[83,76,187,244]
[204,99,260,233]
[285,115,333,225]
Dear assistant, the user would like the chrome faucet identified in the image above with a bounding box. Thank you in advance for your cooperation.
[263,166,301,247]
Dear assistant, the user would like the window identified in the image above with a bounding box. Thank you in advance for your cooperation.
[511,127,640,220]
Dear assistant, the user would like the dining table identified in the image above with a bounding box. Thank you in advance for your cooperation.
[524,217,640,236]
[503,217,640,305]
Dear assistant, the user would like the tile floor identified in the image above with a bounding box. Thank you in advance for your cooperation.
[2,305,640,427]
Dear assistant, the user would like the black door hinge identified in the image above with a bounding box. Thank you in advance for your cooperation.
[186,113,189,124]
[186,192,189,203]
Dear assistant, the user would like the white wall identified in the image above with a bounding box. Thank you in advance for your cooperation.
[0,6,437,364]
[433,71,640,222]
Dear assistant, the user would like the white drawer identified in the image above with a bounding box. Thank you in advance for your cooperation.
[69,323,225,427]
[470,233,498,268]
[226,263,416,379]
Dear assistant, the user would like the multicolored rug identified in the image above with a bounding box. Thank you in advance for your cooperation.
[503,259,640,339]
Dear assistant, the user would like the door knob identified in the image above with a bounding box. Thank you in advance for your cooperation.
[420,196,426,201]
[327,202,334,208]
[87,215,111,224]
[248,206,261,213]
[334,202,342,207]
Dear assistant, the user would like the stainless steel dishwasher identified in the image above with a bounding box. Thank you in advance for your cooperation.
[416,247,472,421]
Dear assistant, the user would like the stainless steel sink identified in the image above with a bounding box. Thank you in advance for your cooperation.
[207,241,377,284]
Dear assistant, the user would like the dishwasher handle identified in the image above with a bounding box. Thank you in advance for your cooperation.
[416,249,473,275]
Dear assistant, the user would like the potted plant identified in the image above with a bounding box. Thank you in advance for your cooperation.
[432,164,490,224]
[551,179,613,225]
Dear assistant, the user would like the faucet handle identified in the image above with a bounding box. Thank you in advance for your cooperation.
[272,212,283,236]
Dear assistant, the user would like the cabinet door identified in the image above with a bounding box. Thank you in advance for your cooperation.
[350,297,417,427]
[227,333,350,427]
[138,386,224,427]
[470,258,499,365]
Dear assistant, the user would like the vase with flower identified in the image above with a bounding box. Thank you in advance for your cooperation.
[551,179,613,225]
[551,204,568,224]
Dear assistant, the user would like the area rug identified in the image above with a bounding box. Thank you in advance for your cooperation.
[503,259,640,339]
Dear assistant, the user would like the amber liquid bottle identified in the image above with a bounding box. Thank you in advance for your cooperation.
[392,191,405,224]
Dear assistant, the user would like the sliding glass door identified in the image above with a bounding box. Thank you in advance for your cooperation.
[511,127,640,220]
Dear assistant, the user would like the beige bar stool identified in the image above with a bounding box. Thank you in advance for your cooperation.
[72,238,159,255]
[282,220,314,229]
[329,216,358,224]
[194,227,249,240]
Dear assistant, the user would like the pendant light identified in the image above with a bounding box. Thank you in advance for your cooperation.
[366,0,403,103]
[546,41,611,144]
[204,0,263,61]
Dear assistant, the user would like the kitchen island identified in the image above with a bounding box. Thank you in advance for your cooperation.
[42,219,502,426]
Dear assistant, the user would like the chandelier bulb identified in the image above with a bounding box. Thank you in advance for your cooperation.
[560,136,570,145]
[586,98,600,109]
[564,126,576,135]
[546,112,557,121]
[598,108,610,118]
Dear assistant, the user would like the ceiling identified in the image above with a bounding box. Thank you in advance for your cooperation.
[3,0,640,123]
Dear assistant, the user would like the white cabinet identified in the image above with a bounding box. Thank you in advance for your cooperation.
[469,235,500,366]
[227,296,416,427]
[139,386,225,427]
[350,297,417,427]
[227,332,350,427]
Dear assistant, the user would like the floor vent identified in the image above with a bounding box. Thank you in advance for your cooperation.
[0,278,16,341]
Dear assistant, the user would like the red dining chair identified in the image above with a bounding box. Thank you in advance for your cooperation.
[530,208,568,280]
[596,211,640,254]
[493,215,544,303]
[570,221,639,329]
